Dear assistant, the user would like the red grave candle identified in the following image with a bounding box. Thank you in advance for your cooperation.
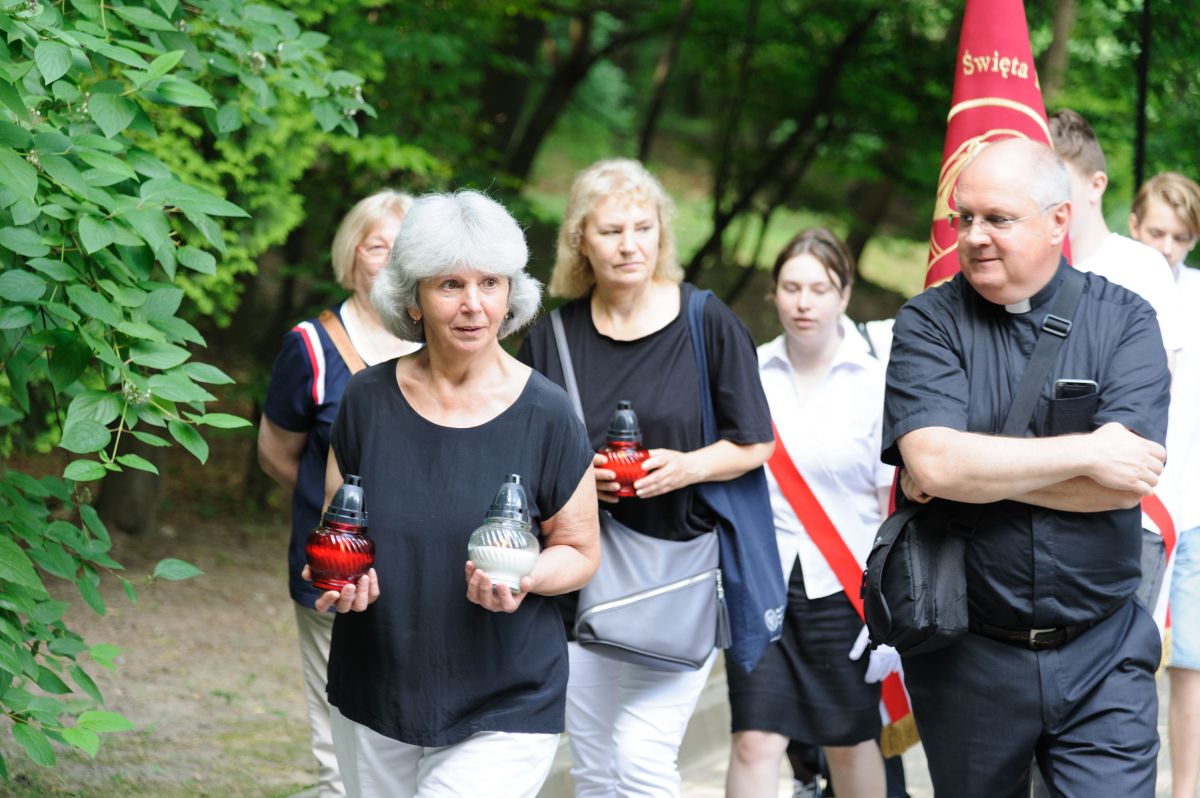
[599,401,649,497]
[305,475,375,592]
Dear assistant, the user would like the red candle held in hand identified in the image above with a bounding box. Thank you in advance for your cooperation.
[306,475,375,592]
[599,401,649,497]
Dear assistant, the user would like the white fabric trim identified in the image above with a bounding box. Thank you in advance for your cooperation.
[294,321,327,405]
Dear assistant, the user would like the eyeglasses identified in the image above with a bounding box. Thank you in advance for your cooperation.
[948,203,1062,234]
[357,244,391,264]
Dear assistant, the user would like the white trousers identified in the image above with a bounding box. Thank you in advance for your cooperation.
[565,642,717,798]
[330,706,560,798]
[295,603,345,798]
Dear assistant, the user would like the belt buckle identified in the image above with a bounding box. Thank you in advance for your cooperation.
[1029,627,1056,647]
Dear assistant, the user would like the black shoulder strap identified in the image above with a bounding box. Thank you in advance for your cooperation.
[999,267,1086,438]
[856,321,878,360]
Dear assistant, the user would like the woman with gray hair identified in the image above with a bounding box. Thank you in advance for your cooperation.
[304,190,601,798]
[518,159,775,796]
[259,188,418,798]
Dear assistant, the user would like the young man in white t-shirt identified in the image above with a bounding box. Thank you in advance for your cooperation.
[1130,171,1200,798]
[1049,109,1183,372]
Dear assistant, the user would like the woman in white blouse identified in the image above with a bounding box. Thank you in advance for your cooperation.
[725,228,898,798]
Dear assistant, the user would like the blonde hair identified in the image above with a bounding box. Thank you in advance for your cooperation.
[548,159,682,299]
[331,189,415,289]
[1132,172,1200,238]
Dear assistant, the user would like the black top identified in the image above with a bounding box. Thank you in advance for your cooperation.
[327,362,593,747]
[882,262,1170,629]
[518,283,773,630]
[262,304,355,610]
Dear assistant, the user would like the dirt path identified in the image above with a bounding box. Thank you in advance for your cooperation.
[0,520,314,798]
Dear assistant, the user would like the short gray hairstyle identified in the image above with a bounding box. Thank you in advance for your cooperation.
[958,138,1071,211]
[371,190,542,343]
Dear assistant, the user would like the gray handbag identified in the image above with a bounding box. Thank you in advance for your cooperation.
[550,309,730,671]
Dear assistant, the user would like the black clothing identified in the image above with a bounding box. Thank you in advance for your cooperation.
[727,558,882,747]
[882,262,1170,629]
[517,283,773,633]
[905,600,1160,798]
[326,363,593,747]
[517,283,773,542]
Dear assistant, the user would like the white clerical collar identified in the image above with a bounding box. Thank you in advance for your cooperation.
[1005,298,1032,314]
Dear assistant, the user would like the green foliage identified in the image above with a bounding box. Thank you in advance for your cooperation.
[0,0,367,772]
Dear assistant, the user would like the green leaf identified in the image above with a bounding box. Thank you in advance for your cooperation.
[34,41,71,84]
[0,307,34,328]
[152,557,202,580]
[77,710,134,732]
[0,227,50,257]
[111,5,176,31]
[12,723,55,767]
[176,246,215,274]
[182,209,226,255]
[38,154,88,197]
[117,321,165,341]
[0,149,36,200]
[27,257,78,281]
[215,104,243,134]
[78,575,104,616]
[181,362,232,384]
[121,578,138,603]
[0,270,45,302]
[131,431,169,447]
[62,726,98,758]
[0,406,23,426]
[167,421,207,463]
[34,666,71,695]
[126,149,172,179]
[311,100,340,133]
[80,505,109,544]
[59,420,111,454]
[31,600,70,625]
[78,216,115,254]
[0,81,30,124]
[197,413,251,429]
[77,151,138,181]
[148,49,184,76]
[64,460,106,482]
[115,454,157,475]
[0,538,43,590]
[49,334,91,391]
[28,542,80,582]
[139,178,248,217]
[0,122,32,150]
[156,80,216,110]
[129,341,189,369]
[68,665,102,702]
[66,285,121,326]
[89,93,137,139]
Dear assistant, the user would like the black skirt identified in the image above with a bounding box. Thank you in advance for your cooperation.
[727,558,882,747]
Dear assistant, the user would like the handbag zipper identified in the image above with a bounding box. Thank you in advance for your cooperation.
[577,568,721,622]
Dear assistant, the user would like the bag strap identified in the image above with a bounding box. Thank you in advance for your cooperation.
[685,289,718,447]
[946,267,1087,529]
[856,321,878,360]
[318,309,367,375]
[999,266,1086,437]
[550,308,586,424]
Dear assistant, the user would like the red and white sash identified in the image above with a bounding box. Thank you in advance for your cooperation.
[1143,495,1176,637]
[767,422,916,754]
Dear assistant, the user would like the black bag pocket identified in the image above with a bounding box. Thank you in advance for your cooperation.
[1046,391,1099,436]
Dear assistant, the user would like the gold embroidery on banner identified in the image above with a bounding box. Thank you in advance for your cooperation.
[946,98,1052,141]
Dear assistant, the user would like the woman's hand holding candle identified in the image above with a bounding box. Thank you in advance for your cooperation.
[304,564,380,613]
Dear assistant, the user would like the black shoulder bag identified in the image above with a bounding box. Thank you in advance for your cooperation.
[862,268,1086,657]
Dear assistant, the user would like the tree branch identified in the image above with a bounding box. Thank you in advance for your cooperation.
[638,0,697,162]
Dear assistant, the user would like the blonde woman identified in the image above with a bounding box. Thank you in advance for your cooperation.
[258,189,420,798]
[517,159,774,796]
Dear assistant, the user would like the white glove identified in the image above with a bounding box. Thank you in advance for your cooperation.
[849,626,902,684]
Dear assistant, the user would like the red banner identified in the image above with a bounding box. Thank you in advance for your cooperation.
[925,0,1054,287]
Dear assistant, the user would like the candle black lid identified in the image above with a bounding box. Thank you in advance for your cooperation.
[322,474,368,527]
[606,400,642,444]
[485,474,531,524]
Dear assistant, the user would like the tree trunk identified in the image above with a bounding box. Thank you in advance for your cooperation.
[684,10,879,282]
[1134,0,1151,190]
[637,0,697,162]
[481,14,546,159]
[96,436,163,536]
[1037,0,1078,102]
[846,177,895,265]
[504,15,597,182]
